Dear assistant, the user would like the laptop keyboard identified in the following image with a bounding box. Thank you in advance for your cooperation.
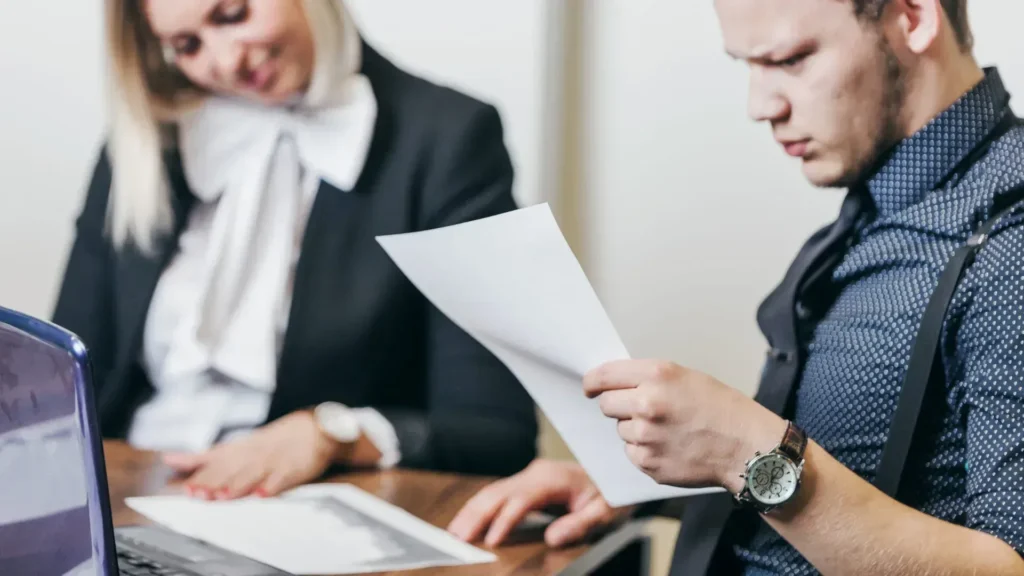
[116,548,194,576]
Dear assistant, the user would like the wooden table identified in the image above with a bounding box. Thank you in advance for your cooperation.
[104,441,607,576]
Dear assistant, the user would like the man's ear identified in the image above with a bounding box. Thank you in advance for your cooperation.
[885,0,944,55]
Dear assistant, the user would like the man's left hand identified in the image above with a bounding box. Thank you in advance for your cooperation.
[583,359,786,493]
[161,410,342,500]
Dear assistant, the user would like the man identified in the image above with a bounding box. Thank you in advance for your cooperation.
[447,0,1024,574]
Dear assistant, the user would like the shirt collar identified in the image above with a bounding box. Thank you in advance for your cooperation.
[865,67,1011,217]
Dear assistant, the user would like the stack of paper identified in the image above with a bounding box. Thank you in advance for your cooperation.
[126,484,495,574]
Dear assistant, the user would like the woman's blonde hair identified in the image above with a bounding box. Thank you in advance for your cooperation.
[105,0,207,252]
[105,0,344,252]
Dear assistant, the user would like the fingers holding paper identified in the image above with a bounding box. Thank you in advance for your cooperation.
[584,359,786,493]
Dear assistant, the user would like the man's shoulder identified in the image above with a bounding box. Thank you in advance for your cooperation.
[952,127,1024,306]
[918,122,1024,242]
[958,123,1024,216]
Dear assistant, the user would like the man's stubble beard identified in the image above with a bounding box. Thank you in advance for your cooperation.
[827,37,907,189]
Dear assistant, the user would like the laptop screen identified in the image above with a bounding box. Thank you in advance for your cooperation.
[0,323,100,575]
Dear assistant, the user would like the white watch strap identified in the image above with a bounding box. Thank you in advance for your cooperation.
[350,408,401,469]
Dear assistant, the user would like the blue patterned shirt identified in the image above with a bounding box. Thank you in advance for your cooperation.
[734,68,1024,574]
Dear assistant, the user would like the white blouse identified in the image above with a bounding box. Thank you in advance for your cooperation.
[127,0,399,467]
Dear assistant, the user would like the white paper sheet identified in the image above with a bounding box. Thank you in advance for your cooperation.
[125,484,495,574]
[376,203,723,507]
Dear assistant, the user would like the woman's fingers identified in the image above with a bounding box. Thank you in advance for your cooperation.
[162,451,208,474]
[221,464,270,499]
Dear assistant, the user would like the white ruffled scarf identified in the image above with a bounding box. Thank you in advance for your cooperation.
[173,0,376,391]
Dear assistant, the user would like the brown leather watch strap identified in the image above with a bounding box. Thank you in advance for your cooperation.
[778,420,807,462]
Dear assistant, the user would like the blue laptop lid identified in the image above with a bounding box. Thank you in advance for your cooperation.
[0,305,117,575]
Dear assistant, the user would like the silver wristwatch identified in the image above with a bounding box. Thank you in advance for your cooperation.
[734,420,807,514]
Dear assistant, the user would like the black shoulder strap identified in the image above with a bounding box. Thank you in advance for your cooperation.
[874,152,1024,497]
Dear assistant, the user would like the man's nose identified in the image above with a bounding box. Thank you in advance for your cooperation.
[746,68,790,124]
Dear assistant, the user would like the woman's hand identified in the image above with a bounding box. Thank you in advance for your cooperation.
[162,410,376,499]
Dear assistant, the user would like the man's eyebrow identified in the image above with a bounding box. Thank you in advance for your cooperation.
[725,43,776,63]
[729,41,813,65]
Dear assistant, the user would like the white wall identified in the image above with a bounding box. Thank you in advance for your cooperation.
[0,0,105,320]
[346,0,564,209]
[0,1,561,319]
[969,3,1024,96]
[580,1,1024,396]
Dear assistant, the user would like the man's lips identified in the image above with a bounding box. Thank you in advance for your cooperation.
[778,139,811,157]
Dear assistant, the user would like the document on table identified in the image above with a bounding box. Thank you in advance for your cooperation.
[125,484,495,575]
[376,203,723,507]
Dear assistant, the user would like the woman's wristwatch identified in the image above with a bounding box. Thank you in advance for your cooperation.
[733,420,808,514]
[312,402,400,469]
[313,401,362,444]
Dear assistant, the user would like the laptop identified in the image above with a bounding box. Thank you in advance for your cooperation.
[0,305,290,576]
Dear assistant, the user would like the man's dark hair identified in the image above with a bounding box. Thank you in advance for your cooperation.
[852,0,972,50]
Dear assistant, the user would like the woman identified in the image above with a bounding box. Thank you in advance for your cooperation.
[52,0,537,499]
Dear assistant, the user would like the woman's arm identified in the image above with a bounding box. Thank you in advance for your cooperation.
[377,103,539,476]
[51,145,117,392]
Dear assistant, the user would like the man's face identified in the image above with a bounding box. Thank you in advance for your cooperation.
[715,0,907,188]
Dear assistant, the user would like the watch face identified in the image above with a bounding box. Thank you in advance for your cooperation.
[745,453,799,506]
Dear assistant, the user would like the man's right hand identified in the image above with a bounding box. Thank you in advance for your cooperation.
[446,459,631,548]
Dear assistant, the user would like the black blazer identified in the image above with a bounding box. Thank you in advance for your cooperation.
[52,43,538,477]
